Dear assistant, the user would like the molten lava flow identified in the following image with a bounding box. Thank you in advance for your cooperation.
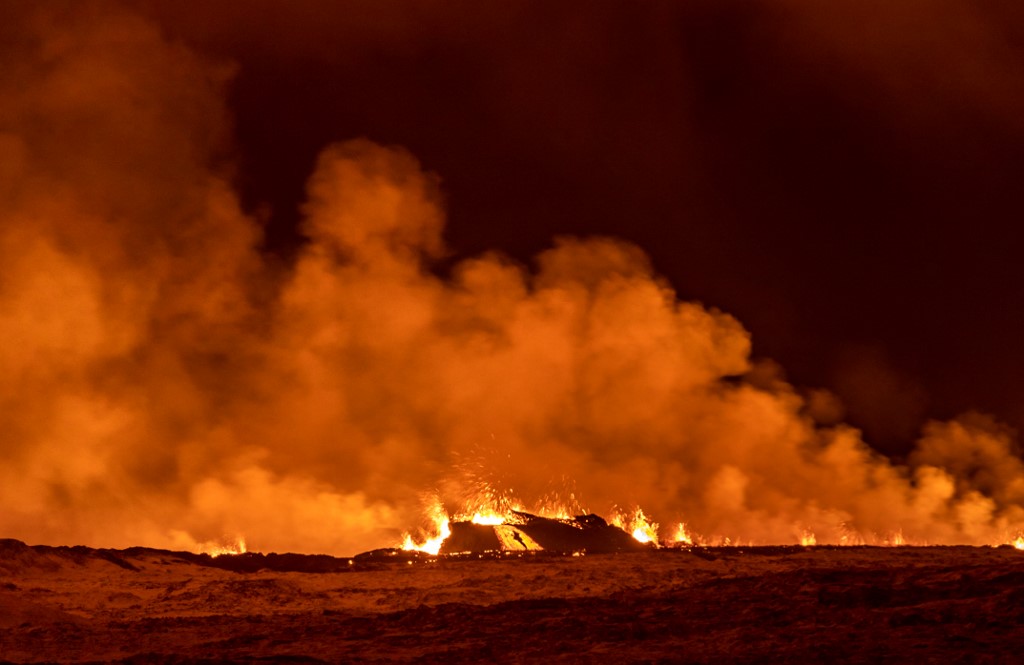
[889,530,906,547]
[401,499,451,555]
[493,524,542,550]
[401,519,450,556]
[470,511,507,526]
[611,507,660,545]
[398,493,1024,552]
[670,522,694,546]
[399,491,621,553]
[200,537,247,558]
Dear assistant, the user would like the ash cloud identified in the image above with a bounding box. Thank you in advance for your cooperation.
[2,3,1024,554]
[133,0,1024,447]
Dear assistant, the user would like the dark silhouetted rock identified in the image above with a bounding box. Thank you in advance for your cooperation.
[439,523,504,554]
[440,512,649,555]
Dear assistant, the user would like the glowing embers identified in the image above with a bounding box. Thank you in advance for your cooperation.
[611,507,659,545]
[670,522,694,546]
[398,492,1024,552]
[400,503,1024,553]
[401,499,652,555]
[441,511,649,554]
[401,498,451,556]
[883,530,907,547]
[401,495,572,554]
[470,510,510,526]
[199,536,247,558]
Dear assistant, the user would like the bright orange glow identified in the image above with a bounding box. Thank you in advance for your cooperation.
[611,507,659,546]
[396,495,1024,553]
[884,530,906,547]
[493,525,542,551]
[401,498,451,555]
[6,0,1024,557]
[399,504,1024,553]
[200,536,247,558]
[670,522,694,546]
[398,492,668,553]
[470,511,506,525]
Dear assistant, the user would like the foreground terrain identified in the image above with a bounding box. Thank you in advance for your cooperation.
[2,540,1023,663]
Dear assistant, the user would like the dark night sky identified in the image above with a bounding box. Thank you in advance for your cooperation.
[138,0,1024,457]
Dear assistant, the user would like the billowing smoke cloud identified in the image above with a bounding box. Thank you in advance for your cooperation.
[2,3,1024,555]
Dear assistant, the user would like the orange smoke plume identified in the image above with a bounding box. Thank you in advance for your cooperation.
[2,3,1024,555]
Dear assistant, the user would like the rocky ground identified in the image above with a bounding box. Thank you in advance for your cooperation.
[2,539,1023,663]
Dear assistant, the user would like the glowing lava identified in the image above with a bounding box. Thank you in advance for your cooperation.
[401,498,452,555]
[200,537,247,558]
[671,522,694,546]
[398,491,1024,554]
[611,507,660,546]
[470,511,506,526]
[400,494,608,553]
[885,530,907,547]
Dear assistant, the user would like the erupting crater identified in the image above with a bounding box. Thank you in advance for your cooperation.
[366,510,654,560]
[438,511,650,555]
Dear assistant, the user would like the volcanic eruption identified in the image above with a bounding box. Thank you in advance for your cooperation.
[7,3,1024,663]
[2,1,1024,561]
